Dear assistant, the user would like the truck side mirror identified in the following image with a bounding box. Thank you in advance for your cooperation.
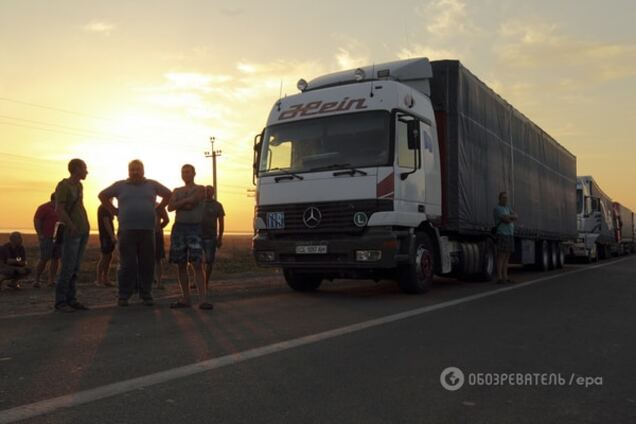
[407,120,420,150]
[584,197,592,217]
[252,132,263,185]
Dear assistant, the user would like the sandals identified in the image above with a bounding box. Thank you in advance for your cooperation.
[170,301,191,309]
[199,302,214,310]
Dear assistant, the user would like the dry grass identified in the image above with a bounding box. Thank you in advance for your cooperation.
[1,233,274,284]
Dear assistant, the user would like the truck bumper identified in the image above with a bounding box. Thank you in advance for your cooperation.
[568,243,589,257]
[253,228,405,270]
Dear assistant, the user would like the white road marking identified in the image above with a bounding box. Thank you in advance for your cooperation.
[0,257,631,424]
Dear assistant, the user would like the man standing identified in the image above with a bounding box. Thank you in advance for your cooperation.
[95,204,116,287]
[154,204,169,290]
[168,164,213,310]
[0,232,31,291]
[99,160,171,307]
[33,193,61,288]
[201,185,225,290]
[494,191,518,284]
[54,158,90,312]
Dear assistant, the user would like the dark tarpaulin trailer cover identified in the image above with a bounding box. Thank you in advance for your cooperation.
[429,60,577,240]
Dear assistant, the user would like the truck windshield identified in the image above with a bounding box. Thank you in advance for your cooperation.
[576,189,583,214]
[259,111,390,175]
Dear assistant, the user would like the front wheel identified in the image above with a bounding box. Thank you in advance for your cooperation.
[283,269,322,292]
[397,233,435,294]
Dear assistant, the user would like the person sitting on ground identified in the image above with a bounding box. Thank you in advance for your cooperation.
[0,232,31,290]
[33,193,61,288]
[95,204,116,287]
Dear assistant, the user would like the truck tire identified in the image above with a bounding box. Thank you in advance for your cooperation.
[597,244,606,260]
[555,242,565,268]
[397,233,434,294]
[549,241,558,270]
[536,240,550,271]
[283,269,322,292]
[475,239,496,282]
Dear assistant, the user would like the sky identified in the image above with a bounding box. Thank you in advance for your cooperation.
[1,0,635,232]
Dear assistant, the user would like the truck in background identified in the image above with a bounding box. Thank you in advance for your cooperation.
[568,176,618,262]
[252,58,577,294]
[612,202,634,255]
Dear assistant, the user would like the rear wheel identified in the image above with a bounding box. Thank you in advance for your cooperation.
[555,242,564,269]
[536,240,550,271]
[475,239,496,282]
[397,233,435,294]
[549,241,558,270]
[283,269,322,292]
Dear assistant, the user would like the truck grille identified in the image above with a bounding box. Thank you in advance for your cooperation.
[256,199,393,234]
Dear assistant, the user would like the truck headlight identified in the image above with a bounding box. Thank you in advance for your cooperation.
[256,251,275,262]
[356,250,382,262]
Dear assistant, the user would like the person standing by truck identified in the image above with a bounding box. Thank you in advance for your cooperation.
[98,159,172,307]
[494,192,517,284]
[201,185,225,290]
[168,164,213,310]
[54,158,90,312]
[33,193,61,288]
[154,203,170,290]
[95,204,116,287]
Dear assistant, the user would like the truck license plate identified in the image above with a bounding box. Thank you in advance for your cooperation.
[295,245,327,254]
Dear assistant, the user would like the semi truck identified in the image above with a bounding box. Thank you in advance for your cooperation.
[252,58,577,294]
[569,176,618,262]
[612,202,634,255]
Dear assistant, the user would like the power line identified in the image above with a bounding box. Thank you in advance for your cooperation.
[0,96,211,141]
[0,117,203,150]
[0,96,114,121]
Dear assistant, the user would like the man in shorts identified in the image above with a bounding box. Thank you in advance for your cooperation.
[201,185,225,290]
[33,193,61,288]
[0,232,31,291]
[96,204,116,287]
[168,164,212,310]
[493,191,518,284]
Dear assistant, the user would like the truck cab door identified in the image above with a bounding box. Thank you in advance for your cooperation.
[394,113,436,214]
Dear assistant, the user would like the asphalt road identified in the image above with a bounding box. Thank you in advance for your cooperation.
[1,257,635,423]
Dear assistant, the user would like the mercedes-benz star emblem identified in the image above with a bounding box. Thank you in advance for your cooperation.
[303,207,322,228]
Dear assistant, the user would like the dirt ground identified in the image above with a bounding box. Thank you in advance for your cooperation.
[0,233,281,317]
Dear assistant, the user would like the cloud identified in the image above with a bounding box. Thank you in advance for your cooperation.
[416,0,480,39]
[219,7,244,17]
[397,44,459,61]
[334,47,369,70]
[83,21,116,35]
[496,20,636,83]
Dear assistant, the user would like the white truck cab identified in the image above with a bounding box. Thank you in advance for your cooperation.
[570,176,616,261]
[253,59,443,293]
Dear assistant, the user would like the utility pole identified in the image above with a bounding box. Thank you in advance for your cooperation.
[204,136,222,200]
